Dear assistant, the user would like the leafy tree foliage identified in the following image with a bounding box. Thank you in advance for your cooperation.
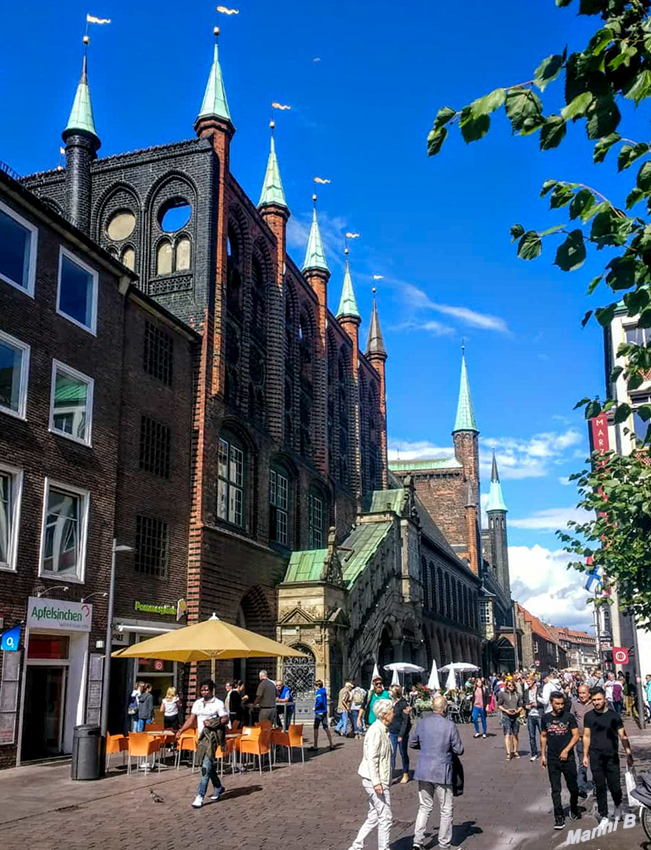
[428,0,651,619]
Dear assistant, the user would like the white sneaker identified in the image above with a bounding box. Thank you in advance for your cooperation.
[612,805,623,821]
[192,795,204,808]
[210,786,225,801]
[530,755,538,762]
[598,817,610,830]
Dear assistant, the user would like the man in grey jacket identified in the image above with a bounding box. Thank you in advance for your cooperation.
[409,696,464,850]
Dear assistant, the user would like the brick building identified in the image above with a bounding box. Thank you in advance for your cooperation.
[0,166,197,767]
[514,605,566,673]
[553,627,598,671]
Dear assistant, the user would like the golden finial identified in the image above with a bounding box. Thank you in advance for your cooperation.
[214,26,220,36]
[461,337,466,353]
[83,34,90,45]
[372,286,377,295]
[270,119,275,130]
[312,193,317,203]
[344,246,349,255]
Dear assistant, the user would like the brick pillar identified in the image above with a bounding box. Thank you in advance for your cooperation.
[259,204,288,443]
[367,353,388,488]
[338,319,362,501]
[304,267,330,476]
[62,132,99,235]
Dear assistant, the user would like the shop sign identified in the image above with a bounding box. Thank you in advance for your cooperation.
[1,625,21,651]
[134,601,176,617]
[27,597,92,632]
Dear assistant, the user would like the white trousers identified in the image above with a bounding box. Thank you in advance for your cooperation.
[413,781,454,849]
[351,779,392,850]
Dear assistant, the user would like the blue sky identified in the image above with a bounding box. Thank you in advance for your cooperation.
[2,1,635,628]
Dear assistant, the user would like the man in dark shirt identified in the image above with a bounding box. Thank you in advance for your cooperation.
[541,691,580,831]
[254,670,278,723]
[583,686,634,827]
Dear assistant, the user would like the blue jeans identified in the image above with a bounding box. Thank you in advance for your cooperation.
[197,755,223,798]
[389,732,410,775]
[132,718,145,732]
[575,739,592,794]
[336,710,349,735]
[472,707,487,735]
[528,714,541,756]
[351,708,363,735]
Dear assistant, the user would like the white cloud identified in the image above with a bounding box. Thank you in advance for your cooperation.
[509,506,589,531]
[558,476,572,486]
[432,304,508,333]
[387,439,454,461]
[509,544,592,630]
[480,429,584,480]
[286,210,347,270]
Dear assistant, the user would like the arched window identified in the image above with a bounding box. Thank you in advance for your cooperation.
[438,569,444,615]
[227,227,242,316]
[157,240,173,275]
[216,433,245,528]
[175,236,191,271]
[429,561,436,612]
[121,246,135,271]
[308,489,326,549]
[337,351,349,486]
[421,556,429,610]
[444,574,451,618]
[251,256,266,341]
[270,463,291,547]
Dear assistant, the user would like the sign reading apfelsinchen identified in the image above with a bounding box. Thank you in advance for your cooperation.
[27,597,92,632]
[134,601,176,617]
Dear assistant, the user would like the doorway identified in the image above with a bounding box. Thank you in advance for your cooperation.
[21,666,67,761]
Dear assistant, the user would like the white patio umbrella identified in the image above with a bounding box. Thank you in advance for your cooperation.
[383,663,425,675]
[426,659,441,692]
[370,662,381,689]
[391,667,400,686]
[439,662,480,673]
[445,667,457,691]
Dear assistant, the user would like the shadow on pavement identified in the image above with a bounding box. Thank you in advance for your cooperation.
[223,785,262,800]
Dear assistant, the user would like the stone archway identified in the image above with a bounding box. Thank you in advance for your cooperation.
[378,625,394,669]
[239,585,275,693]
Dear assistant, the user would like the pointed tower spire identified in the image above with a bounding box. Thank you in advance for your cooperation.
[366,288,387,358]
[337,251,361,320]
[197,27,232,124]
[453,347,478,433]
[303,196,329,273]
[64,45,99,142]
[487,451,508,512]
[258,123,288,210]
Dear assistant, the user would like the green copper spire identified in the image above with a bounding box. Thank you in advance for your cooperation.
[366,290,386,357]
[198,29,231,123]
[303,197,329,272]
[453,350,479,433]
[486,451,508,512]
[336,254,361,320]
[64,52,98,139]
[258,128,288,210]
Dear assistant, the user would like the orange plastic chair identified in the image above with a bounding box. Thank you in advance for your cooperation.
[231,720,240,732]
[175,729,198,772]
[215,738,237,776]
[127,732,161,774]
[239,727,272,775]
[105,733,128,770]
[256,720,273,731]
[288,723,305,765]
[147,720,165,732]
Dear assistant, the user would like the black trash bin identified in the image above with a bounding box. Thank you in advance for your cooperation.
[71,725,102,780]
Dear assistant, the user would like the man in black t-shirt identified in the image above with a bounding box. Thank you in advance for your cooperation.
[541,691,580,831]
[583,686,634,827]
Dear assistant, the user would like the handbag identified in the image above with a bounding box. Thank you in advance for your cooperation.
[626,769,639,808]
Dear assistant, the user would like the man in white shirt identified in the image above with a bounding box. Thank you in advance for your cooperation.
[540,674,562,714]
[176,678,229,737]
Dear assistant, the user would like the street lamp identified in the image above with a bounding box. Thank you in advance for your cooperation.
[100,540,133,738]
[36,585,69,598]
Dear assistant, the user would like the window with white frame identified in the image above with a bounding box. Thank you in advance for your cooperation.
[631,393,651,441]
[0,200,37,295]
[50,361,93,445]
[0,330,30,420]
[534,640,539,654]
[269,467,289,546]
[216,437,244,527]
[40,481,89,581]
[479,600,491,625]
[308,492,324,548]
[625,326,651,347]
[0,466,23,571]
[57,248,98,333]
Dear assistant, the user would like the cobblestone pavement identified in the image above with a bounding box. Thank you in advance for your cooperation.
[2,715,651,850]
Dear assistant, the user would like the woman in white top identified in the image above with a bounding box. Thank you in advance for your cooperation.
[161,686,181,730]
[348,698,394,850]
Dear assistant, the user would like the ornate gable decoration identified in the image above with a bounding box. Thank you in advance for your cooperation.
[319,526,346,588]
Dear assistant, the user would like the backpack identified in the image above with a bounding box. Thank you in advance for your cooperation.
[127,694,139,716]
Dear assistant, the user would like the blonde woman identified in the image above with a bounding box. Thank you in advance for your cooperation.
[347,698,394,850]
[162,686,181,731]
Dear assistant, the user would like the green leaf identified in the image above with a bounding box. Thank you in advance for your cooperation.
[472,88,506,116]
[561,91,594,120]
[637,161,651,192]
[605,256,637,291]
[625,70,651,105]
[540,224,566,237]
[540,115,567,150]
[591,210,635,247]
[534,54,565,91]
[569,188,594,220]
[595,304,617,327]
[586,275,603,294]
[586,96,621,139]
[579,0,604,13]
[618,143,649,172]
[505,88,544,134]
[637,405,651,422]
[626,188,644,209]
[510,224,525,242]
[609,366,623,382]
[637,308,651,328]
[541,179,558,197]
[459,105,491,144]
[556,0,572,5]
[593,132,621,163]
[555,229,586,271]
[427,126,447,157]
[623,288,650,315]
[550,183,575,209]
[582,310,593,327]
[588,27,613,56]
[517,231,543,260]
[613,403,631,425]
[609,44,638,71]
[433,106,457,131]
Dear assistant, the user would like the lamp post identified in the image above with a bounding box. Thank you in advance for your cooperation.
[100,540,133,738]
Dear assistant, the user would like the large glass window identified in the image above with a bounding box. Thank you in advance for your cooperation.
[625,326,650,346]
[0,201,37,295]
[50,361,93,445]
[269,468,289,546]
[0,331,30,419]
[217,437,244,527]
[308,493,324,548]
[57,248,98,333]
[0,467,22,571]
[41,482,88,580]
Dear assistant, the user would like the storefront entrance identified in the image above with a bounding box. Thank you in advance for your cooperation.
[21,665,68,761]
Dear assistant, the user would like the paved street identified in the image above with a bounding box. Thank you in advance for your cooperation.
[2,715,651,850]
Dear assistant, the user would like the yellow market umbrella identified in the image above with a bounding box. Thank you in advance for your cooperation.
[112,613,306,678]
